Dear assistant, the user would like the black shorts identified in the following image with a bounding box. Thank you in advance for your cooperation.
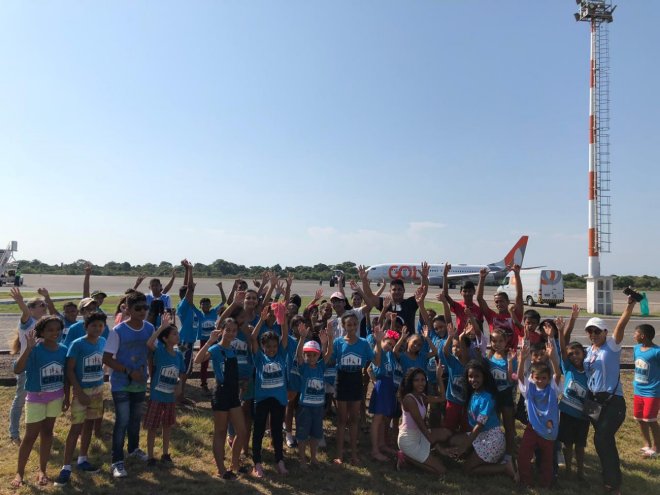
[336,370,363,402]
[557,411,590,447]
[212,382,241,412]
[496,386,515,409]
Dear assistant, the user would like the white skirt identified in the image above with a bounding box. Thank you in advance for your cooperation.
[398,428,431,463]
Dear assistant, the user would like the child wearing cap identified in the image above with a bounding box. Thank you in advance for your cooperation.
[64,298,109,347]
[294,322,331,467]
[632,323,660,458]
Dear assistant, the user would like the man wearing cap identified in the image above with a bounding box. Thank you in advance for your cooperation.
[358,262,431,332]
[583,294,638,494]
[63,298,109,347]
[83,263,108,314]
[327,291,369,341]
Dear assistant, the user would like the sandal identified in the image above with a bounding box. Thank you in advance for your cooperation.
[221,470,237,481]
[10,476,24,488]
[276,460,288,475]
[332,458,343,466]
[252,464,264,478]
[37,473,50,486]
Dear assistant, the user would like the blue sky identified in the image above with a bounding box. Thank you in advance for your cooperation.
[1,1,658,275]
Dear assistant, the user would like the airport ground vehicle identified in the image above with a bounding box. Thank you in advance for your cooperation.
[498,269,564,307]
[0,241,22,286]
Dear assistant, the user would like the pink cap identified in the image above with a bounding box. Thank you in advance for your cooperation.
[330,292,345,300]
[303,341,321,354]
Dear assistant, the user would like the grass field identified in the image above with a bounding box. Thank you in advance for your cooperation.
[0,371,657,494]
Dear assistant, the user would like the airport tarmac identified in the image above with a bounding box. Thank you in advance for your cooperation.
[1,274,657,350]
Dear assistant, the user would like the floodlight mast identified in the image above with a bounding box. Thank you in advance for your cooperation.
[575,1,615,279]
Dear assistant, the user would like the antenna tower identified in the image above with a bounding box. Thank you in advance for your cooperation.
[575,0,615,278]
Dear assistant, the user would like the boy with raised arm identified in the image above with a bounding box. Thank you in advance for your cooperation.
[440,262,483,334]
[477,264,523,349]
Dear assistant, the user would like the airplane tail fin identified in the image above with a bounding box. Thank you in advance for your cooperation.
[498,236,529,270]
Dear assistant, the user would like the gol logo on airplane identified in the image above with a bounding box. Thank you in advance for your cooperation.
[388,265,420,279]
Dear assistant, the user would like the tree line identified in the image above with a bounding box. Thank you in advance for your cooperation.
[13,259,660,290]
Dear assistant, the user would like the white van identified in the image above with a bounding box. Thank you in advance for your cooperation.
[497,269,564,308]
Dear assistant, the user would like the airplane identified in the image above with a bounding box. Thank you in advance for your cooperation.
[365,236,530,286]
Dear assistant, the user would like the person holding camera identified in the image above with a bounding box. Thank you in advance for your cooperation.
[583,289,639,495]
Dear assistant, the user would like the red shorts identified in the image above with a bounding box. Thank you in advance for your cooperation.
[443,400,468,432]
[143,401,177,430]
[633,395,660,422]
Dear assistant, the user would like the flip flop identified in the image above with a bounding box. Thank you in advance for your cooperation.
[37,474,50,486]
[10,476,24,488]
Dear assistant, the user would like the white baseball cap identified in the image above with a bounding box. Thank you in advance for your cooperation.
[585,317,608,331]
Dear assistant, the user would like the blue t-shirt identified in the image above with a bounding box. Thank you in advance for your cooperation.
[332,337,374,373]
[286,335,300,392]
[468,390,500,431]
[64,320,110,348]
[298,361,326,407]
[176,299,199,344]
[559,358,589,418]
[520,378,559,440]
[252,346,288,406]
[59,317,79,344]
[371,350,396,380]
[439,351,466,405]
[584,337,623,396]
[25,343,68,393]
[150,342,186,403]
[258,322,282,338]
[107,321,155,392]
[487,355,516,392]
[208,344,236,384]
[67,336,106,389]
[634,344,660,397]
[398,351,428,377]
[197,304,223,341]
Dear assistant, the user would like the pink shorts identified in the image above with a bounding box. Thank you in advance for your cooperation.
[633,395,659,422]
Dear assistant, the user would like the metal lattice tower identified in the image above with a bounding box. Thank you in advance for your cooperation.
[575,0,615,277]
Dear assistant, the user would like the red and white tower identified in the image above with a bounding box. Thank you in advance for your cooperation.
[575,0,616,314]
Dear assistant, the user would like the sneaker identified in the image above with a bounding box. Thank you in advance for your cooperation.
[10,436,21,446]
[147,458,157,467]
[557,450,566,468]
[77,461,99,473]
[54,468,71,486]
[161,454,173,466]
[128,448,149,461]
[112,462,128,478]
[286,434,298,448]
[221,470,237,480]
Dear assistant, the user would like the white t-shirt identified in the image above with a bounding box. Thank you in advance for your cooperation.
[329,307,365,340]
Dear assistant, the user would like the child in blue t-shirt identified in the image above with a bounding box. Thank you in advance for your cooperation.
[144,313,186,466]
[556,311,590,479]
[453,360,516,481]
[633,324,660,458]
[440,323,470,433]
[12,315,67,489]
[329,313,382,466]
[249,305,290,477]
[54,312,107,486]
[294,323,331,467]
[486,328,517,462]
[517,341,560,488]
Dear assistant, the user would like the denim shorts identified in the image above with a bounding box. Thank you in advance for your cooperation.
[295,405,324,441]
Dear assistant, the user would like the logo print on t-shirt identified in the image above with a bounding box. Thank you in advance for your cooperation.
[155,364,179,394]
[635,358,650,384]
[82,352,103,383]
[262,361,284,389]
[340,352,362,372]
[40,361,64,392]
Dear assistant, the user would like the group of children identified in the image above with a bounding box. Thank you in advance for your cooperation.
[5,260,659,490]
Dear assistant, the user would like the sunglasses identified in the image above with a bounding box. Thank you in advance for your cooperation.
[586,327,604,335]
[133,304,149,311]
[30,303,47,309]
